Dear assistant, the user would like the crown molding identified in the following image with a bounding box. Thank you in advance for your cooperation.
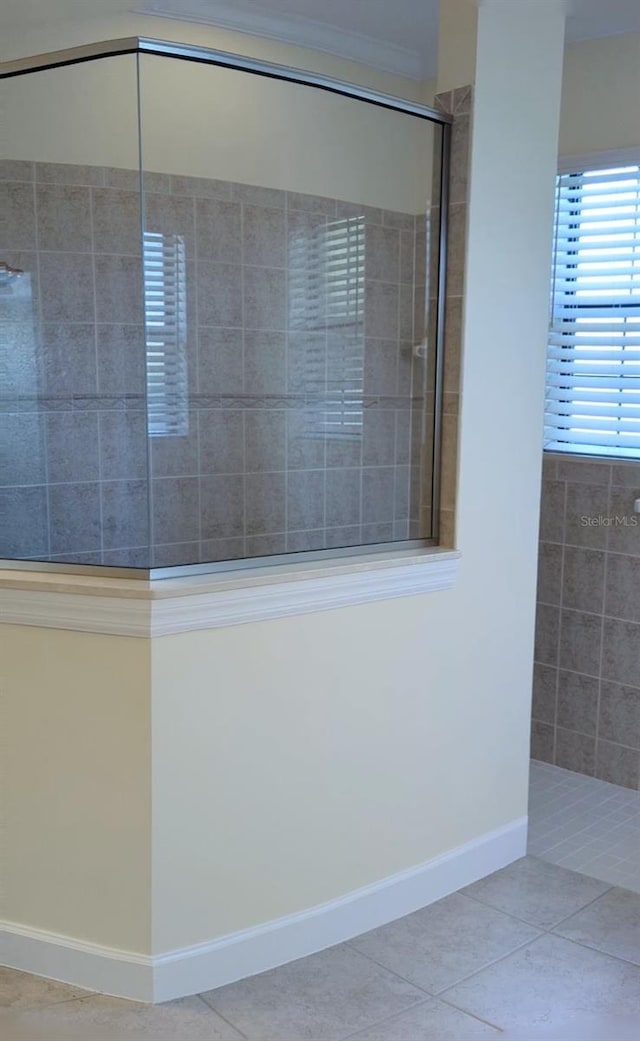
[0,550,460,637]
[132,0,426,80]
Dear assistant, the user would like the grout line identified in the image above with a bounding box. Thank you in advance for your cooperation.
[195,993,250,1039]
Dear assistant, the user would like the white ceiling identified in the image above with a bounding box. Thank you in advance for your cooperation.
[2,0,640,79]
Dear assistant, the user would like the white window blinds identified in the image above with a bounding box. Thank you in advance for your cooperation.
[288,216,365,439]
[143,231,188,437]
[545,158,640,458]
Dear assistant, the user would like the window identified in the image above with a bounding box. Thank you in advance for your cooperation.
[545,154,640,458]
[143,231,188,437]
[288,216,365,440]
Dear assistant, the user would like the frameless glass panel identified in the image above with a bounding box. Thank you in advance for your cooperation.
[138,55,442,568]
[0,55,149,569]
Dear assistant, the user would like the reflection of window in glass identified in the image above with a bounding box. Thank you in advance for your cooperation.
[289,216,365,439]
[143,231,188,437]
[546,162,640,458]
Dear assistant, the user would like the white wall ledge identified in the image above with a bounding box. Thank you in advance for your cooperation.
[0,549,460,637]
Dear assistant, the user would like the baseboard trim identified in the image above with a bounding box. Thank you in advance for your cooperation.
[2,815,527,1003]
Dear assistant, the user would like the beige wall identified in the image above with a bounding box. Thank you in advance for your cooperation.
[151,595,525,951]
[2,14,435,214]
[1,626,152,954]
[559,33,640,157]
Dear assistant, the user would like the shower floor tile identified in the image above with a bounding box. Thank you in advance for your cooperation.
[529,759,640,893]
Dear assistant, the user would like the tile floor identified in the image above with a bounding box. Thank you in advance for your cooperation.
[529,759,640,892]
[2,767,639,1040]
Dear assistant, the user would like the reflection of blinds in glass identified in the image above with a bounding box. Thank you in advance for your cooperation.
[288,216,365,439]
[143,231,188,437]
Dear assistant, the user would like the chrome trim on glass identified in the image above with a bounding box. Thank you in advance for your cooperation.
[430,121,451,543]
[0,36,452,125]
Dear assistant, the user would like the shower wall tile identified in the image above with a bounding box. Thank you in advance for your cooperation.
[94,254,143,324]
[244,331,286,395]
[46,412,99,483]
[39,253,95,323]
[245,533,286,556]
[245,471,286,536]
[1,160,34,182]
[365,281,399,340]
[101,479,149,550]
[200,474,244,539]
[152,476,200,544]
[243,266,286,330]
[0,486,49,558]
[36,162,105,186]
[36,185,92,253]
[151,413,200,477]
[231,183,285,209]
[96,324,145,396]
[153,542,200,567]
[92,188,141,255]
[145,193,196,256]
[196,199,241,263]
[170,174,232,200]
[198,410,244,475]
[533,451,640,789]
[287,409,326,470]
[40,323,97,397]
[48,482,101,554]
[245,411,286,472]
[197,327,244,396]
[365,225,400,283]
[363,410,396,466]
[363,466,395,524]
[1,182,36,251]
[0,413,46,486]
[196,262,242,326]
[286,191,336,215]
[326,468,361,528]
[243,204,286,267]
[287,469,325,531]
[99,411,147,480]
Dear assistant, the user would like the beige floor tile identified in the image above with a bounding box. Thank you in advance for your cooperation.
[344,996,500,1039]
[200,943,424,1041]
[0,967,88,1010]
[554,887,640,965]
[462,855,611,928]
[349,892,540,994]
[442,933,640,1031]
[0,994,242,1041]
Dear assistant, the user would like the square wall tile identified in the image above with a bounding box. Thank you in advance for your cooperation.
[198,327,243,397]
[598,680,640,749]
[46,412,99,484]
[534,604,560,667]
[245,411,285,472]
[244,332,286,397]
[49,482,101,554]
[200,474,244,540]
[531,720,555,763]
[559,609,602,676]
[557,670,599,736]
[244,266,286,331]
[245,472,285,536]
[92,189,141,255]
[39,253,95,324]
[287,469,324,531]
[152,476,200,544]
[562,546,605,614]
[94,255,143,325]
[150,414,199,478]
[198,411,244,475]
[101,479,149,550]
[532,663,557,725]
[2,182,36,250]
[196,262,242,327]
[40,323,97,397]
[564,483,609,549]
[195,199,241,263]
[595,739,640,789]
[0,413,46,486]
[537,542,562,606]
[243,204,286,268]
[99,411,147,481]
[602,617,640,688]
[0,486,49,558]
[605,553,640,622]
[555,727,596,775]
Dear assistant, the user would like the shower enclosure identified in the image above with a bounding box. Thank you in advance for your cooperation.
[1,39,450,575]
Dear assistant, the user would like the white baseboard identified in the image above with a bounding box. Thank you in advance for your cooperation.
[2,815,527,1004]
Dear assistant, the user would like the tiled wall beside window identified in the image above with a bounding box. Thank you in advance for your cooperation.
[532,453,640,790]
[1,159,433,568]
